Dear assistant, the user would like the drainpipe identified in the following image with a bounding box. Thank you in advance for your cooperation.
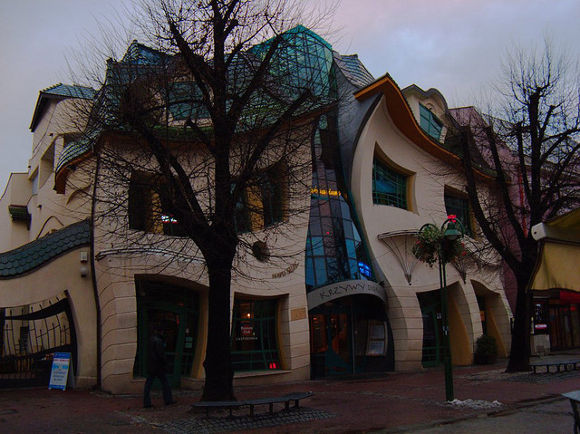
[89,151,102,389]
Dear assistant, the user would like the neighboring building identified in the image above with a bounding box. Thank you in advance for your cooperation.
[0,27,512,392]
[449,106,580,354]
[530,208,580,354]
[447,106,524,313]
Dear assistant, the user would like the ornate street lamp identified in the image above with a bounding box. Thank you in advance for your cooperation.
[417,216,465,402]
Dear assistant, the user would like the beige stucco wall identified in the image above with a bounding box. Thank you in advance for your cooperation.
[91,131,313,393]
[0,173,31,251]
[0,93,97,389]
[93,221,312,394]
[350,95,512,370]
[0,96,91,254]
[0,248,98,387]
[27,98,92,241]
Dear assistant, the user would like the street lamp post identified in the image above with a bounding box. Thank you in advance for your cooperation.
[418,217,464,402]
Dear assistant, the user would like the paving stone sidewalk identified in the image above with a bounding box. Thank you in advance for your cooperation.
[2,355,580,433]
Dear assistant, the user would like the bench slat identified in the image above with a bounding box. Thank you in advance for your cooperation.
[530,359,580,374]
[191,391,313,417]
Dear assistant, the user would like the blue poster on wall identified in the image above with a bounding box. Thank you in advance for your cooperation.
[48,352,71,390]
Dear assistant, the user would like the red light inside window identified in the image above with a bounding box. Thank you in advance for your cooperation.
[269,362,278,369]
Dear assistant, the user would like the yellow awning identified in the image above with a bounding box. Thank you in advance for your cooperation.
[531,241,580,291]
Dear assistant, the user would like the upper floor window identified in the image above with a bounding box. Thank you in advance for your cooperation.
[128,172,187,237]
[420,104,443,141]
[372,158,407,209]
[31,170,39,195]
[234,163,287,233]
[259,170,284,227]
[444,191,473,237]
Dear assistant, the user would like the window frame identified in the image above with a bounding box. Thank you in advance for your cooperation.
[444,189,474,237]
[419,104,443,141]
[230,297,281,372]
[233,162,288,233]
[128,171,188,237]
[372,157,409,210]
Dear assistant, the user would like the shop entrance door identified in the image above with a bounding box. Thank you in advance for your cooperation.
[310,308,352,377]
[309,295,392,378]
[135,281,198,388]
[418,291,443,367]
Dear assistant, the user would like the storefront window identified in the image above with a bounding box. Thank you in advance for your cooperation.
[231,298,280,371]
[533,302,549,335]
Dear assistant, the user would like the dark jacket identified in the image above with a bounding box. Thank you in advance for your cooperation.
[147,332,167,375]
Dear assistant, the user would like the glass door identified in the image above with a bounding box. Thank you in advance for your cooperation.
[309,305,353,377]
[418,291,443,367]
[136,302,197,388]
[327,312,351,374]
[145,308,183,387]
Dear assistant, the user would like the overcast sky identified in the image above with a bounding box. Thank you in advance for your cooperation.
[1,0,579,190]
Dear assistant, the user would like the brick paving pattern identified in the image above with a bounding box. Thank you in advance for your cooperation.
[161,407,334,433]
[2,352,580,433]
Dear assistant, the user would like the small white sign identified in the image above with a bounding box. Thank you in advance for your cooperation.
[48,352,71,390]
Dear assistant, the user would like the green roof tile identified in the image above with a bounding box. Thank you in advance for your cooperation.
[0,220,90,278]
[42,83,96,100]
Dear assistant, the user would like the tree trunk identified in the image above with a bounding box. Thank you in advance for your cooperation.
[201,256,236,401]
[506,272,532,372]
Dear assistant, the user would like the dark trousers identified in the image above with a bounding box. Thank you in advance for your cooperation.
[143,371,173,407]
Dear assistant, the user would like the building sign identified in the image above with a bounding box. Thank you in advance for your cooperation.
[241,323,253,336]
[236,322,257,341]
[272,262,299,279]
[310,187,342,198]
[48,352,72,390]
[307,280,386,309]
[291,307,307,321]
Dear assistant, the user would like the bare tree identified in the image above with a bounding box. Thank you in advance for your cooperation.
[63,0,337,400]
[453,42,580,372]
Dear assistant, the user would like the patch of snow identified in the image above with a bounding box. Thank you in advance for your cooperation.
[446,399,503,409]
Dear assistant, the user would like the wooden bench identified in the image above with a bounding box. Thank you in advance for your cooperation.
[191,391,313,417]
[530,359,580,374]
[562,390,580,433]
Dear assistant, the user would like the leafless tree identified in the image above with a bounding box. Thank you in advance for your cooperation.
[453,42,580,372]
[64,0,337,400]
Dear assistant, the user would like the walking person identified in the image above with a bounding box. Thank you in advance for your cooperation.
[143,323,176,408]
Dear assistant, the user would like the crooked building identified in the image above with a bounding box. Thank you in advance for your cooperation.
[0,27,511,392]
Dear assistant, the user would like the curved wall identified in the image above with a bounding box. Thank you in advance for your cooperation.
[350,96,511,370]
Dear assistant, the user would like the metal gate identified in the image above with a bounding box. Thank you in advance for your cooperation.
[0,293,77,388]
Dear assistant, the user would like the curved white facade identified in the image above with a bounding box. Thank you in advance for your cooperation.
[348,84,512,370]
